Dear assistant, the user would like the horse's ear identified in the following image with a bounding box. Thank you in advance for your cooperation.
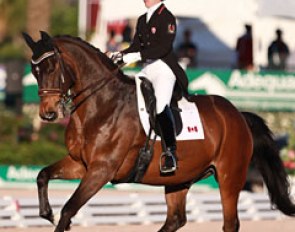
[22,32,36,50]
[40,31,51,42]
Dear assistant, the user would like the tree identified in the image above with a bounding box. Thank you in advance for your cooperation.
[0,0,27,59]
[0,0,78,60]
[51,0,78,36]
[0,0,27,41]
[25,0,52,41]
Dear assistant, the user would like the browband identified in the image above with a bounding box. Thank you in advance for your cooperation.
[31,51,55,65]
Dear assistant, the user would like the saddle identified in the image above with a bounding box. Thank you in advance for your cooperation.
[111,76,204,184]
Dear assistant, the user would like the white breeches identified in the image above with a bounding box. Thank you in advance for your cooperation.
[136,59,176,114]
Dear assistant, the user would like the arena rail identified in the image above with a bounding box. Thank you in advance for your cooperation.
[0,192,287,228]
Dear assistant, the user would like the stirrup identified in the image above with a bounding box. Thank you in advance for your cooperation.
[159,150,177,174]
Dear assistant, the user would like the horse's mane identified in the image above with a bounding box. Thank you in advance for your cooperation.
[53,35,131,82]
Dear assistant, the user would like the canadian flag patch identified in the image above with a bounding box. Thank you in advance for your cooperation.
[187,126,198,133]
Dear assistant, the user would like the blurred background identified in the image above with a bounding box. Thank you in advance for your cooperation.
[0,0,295,229]
[0,0,295,231]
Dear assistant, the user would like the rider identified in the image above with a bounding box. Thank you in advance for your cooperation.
[110,0,188,173]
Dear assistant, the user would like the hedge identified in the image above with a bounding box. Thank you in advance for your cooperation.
[0,106,66,165]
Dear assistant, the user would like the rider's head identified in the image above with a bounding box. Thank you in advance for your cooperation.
[144,0,163,9]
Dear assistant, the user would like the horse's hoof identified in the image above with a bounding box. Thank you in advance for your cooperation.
[40,210,54,224]
[53,220,71,232]
[65,220,72,231]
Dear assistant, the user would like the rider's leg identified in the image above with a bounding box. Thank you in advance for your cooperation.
[157,105,177,173]
[144,60,177,173]
[148,61,177,173]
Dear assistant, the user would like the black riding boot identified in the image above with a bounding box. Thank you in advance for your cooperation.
[157,106,177,173]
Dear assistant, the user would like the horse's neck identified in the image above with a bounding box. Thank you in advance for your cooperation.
[71,73,137,127]
[61,41,137,127]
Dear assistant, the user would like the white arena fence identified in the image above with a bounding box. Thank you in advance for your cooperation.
[0,191,289,228]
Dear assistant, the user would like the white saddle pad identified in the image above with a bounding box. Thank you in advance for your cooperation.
[135,78,205,141]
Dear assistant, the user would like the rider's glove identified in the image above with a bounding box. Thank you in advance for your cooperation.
[106,51,123,65]
[111,52,123,64]
[123,52,141,65]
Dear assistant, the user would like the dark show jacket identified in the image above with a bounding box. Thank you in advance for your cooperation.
[123,4,188,95]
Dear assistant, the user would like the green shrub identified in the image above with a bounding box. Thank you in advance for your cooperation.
[0,141,66,165]
[0,106,67,165]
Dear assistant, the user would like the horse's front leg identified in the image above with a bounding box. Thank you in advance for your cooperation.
[37,155,85,225]
[54,162,112,232]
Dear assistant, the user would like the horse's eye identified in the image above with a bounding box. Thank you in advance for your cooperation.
[33,66,40,78]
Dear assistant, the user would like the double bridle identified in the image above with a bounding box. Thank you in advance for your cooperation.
[31,47,113,114]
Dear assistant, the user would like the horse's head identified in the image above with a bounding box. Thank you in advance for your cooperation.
[23,31,132,122]
[23,31,74,122]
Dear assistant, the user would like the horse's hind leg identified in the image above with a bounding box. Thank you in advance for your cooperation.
[37,155,85,225]
[158,185,189,232]
[219,189,240,232]
[218,160,247,231]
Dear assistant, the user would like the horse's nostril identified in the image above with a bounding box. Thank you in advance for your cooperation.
[47,112,57,120]
[41,112,58,121]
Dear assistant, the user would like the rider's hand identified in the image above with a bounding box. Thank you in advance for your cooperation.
[123,52,141,65]
[107,51,123,64]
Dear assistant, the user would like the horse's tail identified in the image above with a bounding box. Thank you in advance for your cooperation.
[242,111,295,216]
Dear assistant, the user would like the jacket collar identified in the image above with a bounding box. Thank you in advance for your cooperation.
[146,3,165,23]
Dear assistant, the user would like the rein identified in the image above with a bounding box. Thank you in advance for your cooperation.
[68,77,112,113]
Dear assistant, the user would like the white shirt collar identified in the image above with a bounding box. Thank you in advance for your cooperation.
[146,2,163,23]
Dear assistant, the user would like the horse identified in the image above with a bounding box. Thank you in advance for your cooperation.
[22,31,295,232]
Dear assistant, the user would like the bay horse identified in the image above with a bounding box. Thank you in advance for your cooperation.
[23,31,295,232]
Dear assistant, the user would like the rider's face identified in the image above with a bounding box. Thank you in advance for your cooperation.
[143,0,162,9]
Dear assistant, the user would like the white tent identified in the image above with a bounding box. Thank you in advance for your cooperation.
[258,0,295,19]
[90,0,295,69]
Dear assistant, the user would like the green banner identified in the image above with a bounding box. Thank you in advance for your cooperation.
[0,165,40,183]
[0,165,80,186]
[187,69,295,111]
[23,64,39,103]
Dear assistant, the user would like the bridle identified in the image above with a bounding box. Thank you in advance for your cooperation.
[31,46,114,115]
[32,48,67,96]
